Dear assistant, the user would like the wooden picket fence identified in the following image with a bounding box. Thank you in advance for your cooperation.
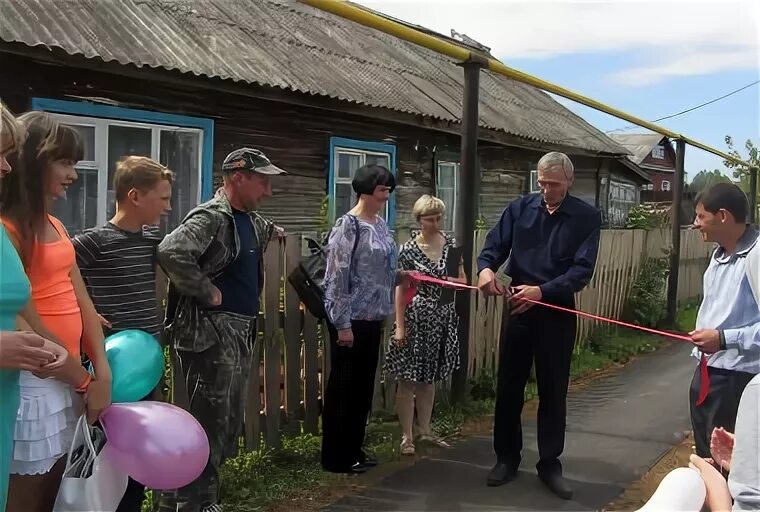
[244,228,713,447]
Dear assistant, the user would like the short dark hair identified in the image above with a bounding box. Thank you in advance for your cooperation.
[696,182,749,223]
[352,164,396,196]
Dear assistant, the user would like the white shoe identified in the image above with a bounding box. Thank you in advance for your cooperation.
[400,435,415,455]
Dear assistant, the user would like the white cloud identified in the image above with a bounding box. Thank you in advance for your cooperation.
[359,0,760,83]
[609,47,759,86]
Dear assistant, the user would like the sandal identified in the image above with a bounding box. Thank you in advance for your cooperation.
[400,435,416,455]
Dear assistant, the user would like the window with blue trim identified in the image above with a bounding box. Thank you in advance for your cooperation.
[436,161,459,232]
[329,137,396,224]
[31,98,213,235]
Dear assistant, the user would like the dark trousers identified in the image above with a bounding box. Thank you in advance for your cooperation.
[493,301,576,476]
[321,320,383,472]
[159,312,255,512]
[689,365,755,457]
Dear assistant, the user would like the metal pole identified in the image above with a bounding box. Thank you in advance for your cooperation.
[749,167,758,225]
[666,139,686,325]
[451,59,482,404]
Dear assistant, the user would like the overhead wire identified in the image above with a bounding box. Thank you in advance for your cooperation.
[607,80,760,134]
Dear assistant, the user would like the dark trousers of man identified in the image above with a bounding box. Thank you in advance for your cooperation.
[159,312,255,512]
[494,300,576,477]
[689,364,755,458]
[321,320,383,472]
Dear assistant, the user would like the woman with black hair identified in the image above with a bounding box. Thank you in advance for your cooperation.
[321,164,408,474]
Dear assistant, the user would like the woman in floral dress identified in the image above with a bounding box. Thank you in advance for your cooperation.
[384,195,466,455]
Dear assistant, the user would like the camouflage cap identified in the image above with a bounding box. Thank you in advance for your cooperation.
[221,147,287,175]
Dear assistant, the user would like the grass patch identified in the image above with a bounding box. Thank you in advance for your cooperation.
[218,435,329,512]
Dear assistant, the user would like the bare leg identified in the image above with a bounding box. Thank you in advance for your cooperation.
[414,382,436,436]
[7,456,67,512]
[396,380,416,440]
[395,380,416,455]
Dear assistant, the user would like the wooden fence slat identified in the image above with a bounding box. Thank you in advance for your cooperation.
[245,334,263,450]
[303,312,320,435]
[263,242,283,447]
[283,240,303,435]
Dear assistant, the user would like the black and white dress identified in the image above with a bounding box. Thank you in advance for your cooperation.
[383,232,460,384]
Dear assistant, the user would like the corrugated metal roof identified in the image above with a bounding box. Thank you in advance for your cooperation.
[1,0,628,155]
[607,133,667,164]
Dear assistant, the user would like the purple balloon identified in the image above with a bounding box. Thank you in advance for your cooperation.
[100,401,210,490]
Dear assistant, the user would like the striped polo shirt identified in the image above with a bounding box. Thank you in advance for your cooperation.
[72,222,163,337]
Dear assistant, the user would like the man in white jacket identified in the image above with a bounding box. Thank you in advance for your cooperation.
[689,182,760,458]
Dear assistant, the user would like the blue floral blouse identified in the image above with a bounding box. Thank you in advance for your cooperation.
[324,214,398,330]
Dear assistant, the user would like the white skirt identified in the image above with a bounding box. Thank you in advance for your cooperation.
[10,371,83,475]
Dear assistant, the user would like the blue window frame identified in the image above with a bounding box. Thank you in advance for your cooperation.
[328,137,397,227]
[31,97,214,234]
[436,161,459,233]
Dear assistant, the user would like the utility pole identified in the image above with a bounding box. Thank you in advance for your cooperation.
[666,139,685,325]
[451,58,484,403]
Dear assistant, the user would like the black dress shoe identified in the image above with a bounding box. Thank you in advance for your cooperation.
[359,449,379,467]
[321,462,368,474]
[486,462,518,487]
[350,462,369,474]
[539,472,573,500]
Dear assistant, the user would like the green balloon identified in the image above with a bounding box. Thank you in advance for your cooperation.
[105,330,164,403]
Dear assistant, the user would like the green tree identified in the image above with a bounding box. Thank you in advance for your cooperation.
[723,136,759,220]
[690,169,732,196]
[724,136,758,191]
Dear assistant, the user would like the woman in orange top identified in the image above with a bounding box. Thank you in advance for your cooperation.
[1,111,112,512]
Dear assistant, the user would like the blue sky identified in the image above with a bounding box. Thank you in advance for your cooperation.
[362,0,760,182]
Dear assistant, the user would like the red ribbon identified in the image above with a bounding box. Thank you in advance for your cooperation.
[404,271,709,405]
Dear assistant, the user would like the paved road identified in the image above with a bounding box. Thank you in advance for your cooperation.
[323,343,696,511]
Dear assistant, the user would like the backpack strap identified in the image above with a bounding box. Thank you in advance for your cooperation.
[349,214,360,259]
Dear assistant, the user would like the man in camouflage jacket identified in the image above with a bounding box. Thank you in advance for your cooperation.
[157,148,286,512]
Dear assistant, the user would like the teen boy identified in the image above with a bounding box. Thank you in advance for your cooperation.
[72,155,173,512]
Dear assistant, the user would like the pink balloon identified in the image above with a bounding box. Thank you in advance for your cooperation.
[100,401,210,490]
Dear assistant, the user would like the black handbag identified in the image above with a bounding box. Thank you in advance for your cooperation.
[288,215,360,319]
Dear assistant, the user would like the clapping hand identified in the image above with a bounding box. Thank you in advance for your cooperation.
[710,427,735,472]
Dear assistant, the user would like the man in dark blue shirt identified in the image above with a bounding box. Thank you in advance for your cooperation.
[477,152,601,500]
